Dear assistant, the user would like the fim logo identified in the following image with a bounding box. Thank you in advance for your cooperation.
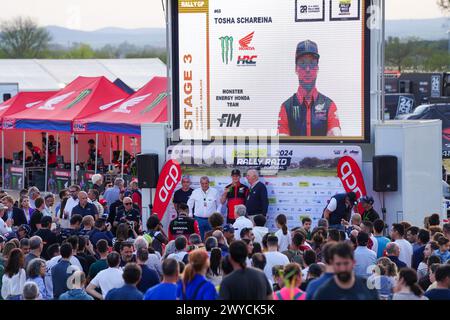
[339,0,351,14]
[237,55,257,66]
[219,36,233,64]
[218,114,241,127]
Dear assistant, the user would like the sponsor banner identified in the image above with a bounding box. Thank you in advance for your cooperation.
[153,160,183,220]
[166,144,362,230]
[396,96,415,117]
[173,0,369,141]
[430,74,442,98]
[295,0,325,22]
[337,155,367,214]
[73,121,87,132]
[330,0,360,20]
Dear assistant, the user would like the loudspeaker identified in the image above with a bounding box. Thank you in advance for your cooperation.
[137,154,159,188]
[373,155,398,192]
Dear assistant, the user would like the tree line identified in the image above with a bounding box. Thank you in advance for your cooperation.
[0,17,167,63]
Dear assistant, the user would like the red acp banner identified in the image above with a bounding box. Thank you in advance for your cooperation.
[152,159,182,220]
[337,156,367,214]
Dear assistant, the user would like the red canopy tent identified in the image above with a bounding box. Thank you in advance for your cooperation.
[0,91,56,188]
[73,76,168,136]
[4,76,129,132]
[3,76,130,187]
[0,91,57,128]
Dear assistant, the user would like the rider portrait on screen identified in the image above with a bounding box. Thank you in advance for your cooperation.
[278,40,342,137]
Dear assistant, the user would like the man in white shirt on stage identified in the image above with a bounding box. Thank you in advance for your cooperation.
[187,176,221,241]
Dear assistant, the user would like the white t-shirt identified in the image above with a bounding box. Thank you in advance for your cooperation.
[233,216,253,240]
[0,218,12,236]
[370,234,378,255]
[395,238,413,267]
[263,251,290,283]
[253,226,269,245]
[1,269,26,299]
[167,251,188,263]
[326,198,338,212]
[275,229,292,252]
[90,267,124,298]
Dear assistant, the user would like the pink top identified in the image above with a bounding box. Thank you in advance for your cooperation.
[273,287,306,300]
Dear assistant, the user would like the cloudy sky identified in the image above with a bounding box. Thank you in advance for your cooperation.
[0,0,447,30]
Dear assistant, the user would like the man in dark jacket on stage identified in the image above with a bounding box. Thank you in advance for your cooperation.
[245,169,268,217]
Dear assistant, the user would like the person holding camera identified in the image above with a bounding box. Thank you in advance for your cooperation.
[114,197,140,235]
[89,219,114,249]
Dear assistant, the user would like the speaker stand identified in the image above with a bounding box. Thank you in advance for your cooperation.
[381,192,388,236]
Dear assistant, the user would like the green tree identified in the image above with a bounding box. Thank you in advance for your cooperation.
[64,43,95,59]
[385,37,416,72]
[0,16,52,58]
[437,0,449,10]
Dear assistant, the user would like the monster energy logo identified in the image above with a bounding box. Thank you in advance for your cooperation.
[140,92,168,114]
[63,89,92,110]
[219,36,233,64]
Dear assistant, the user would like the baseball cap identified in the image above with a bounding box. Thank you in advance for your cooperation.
[223,224,235,233]
[99,199,107,206]
[231,169,241,176]
[359,195,374,205]
[296,40,320,60]
[18,224,31,235]
[347,192,357,205]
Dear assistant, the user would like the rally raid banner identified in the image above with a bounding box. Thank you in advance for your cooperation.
[173,0,370,142]
[164,144,362,231]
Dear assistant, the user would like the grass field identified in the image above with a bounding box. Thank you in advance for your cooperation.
[181,166,337,177]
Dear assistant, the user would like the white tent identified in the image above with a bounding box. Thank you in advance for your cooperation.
[0,58,166,91]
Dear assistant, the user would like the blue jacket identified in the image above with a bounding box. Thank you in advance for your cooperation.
[89,229,114,248]
[29,276,52,300]
[59,289,93,300]
[433,249,450,263]
[71,203,98,218]
[245,181,269,216]
[412,245,425,270]
[51,260,74,299]
[176,274,217,300]
[105,284,143,300]
[306,272,334,300]
[387,256,407,270]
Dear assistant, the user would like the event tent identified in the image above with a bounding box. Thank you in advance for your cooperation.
[73,76,168,136]
[2,76,130,187]
[0,91,56,128]
[3,76,129,132]
[0,91,56,187]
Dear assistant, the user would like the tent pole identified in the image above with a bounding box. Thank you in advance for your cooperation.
[1,131,4,189]
[45,132,48,192]
[71,133,75,185]
[109,135,112,168]
[75,134,78,166]
[95,133,98,174]
[121,136,125,178]
[22,131,26,189]
[56,133,59,157]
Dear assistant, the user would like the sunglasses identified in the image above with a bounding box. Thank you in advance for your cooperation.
[124,202,132,205]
